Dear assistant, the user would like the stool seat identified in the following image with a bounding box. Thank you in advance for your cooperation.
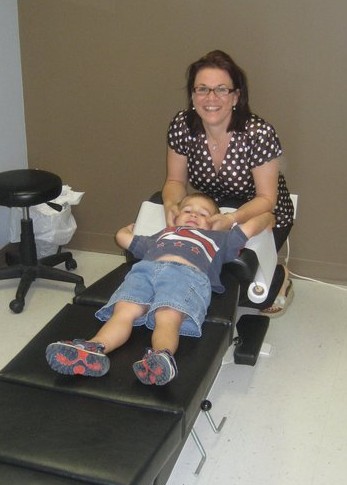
[0,169,85,313]
[0,169,62,208]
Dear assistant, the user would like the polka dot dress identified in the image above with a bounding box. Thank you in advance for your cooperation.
[167,110,294,228]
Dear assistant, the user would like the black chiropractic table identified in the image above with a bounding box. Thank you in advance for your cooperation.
[0,244,270,484]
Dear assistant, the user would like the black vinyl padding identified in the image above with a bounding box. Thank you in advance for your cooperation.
[0,299,233,484]
[0,381,182,485]
[0,229,262,483]
[0,303,232,430]
[234,314,270,366]
[0,169,62,207]
[0,462,90,485]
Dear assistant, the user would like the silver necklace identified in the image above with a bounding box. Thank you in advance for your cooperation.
[208,135,228,151]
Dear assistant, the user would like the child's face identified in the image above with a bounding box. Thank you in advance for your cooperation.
[175,197,217,229]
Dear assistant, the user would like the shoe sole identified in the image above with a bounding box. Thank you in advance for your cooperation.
[133,353,174,386]
[46,343,110,377]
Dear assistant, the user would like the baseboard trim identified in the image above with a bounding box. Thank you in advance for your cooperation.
[280,256,347,284]
[2,235,346,283]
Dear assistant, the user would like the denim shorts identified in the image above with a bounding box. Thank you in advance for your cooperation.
[95,260,211,338]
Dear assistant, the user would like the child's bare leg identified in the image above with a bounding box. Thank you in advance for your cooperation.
[46,301,147,377]
[133,307,184,386]
[151,306,184,354]
[90,301,147,353]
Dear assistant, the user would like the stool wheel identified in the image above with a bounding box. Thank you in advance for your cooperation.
[65,258,77,271]
[75,282,86,296]
[10,299,24,314]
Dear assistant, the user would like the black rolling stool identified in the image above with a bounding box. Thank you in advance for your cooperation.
[0,169,86,313]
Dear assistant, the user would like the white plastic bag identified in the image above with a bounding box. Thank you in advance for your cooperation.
[9,185,84,258]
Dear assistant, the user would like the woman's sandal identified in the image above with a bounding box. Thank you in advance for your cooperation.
[260,279,294,318]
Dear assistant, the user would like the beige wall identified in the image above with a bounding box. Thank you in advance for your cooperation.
[18,0,347,282]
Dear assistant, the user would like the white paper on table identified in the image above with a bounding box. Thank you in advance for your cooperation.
[245,229,277,303]
[133,201,166,235]
[133,201,276,303]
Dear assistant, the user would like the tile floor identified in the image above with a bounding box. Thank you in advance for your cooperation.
[1,250,347,485]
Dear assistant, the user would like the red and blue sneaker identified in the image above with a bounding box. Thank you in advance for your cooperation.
[46,339,110,377]
[133,348,177,386]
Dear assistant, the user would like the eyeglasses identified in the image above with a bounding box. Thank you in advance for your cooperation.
[193,86,237,97]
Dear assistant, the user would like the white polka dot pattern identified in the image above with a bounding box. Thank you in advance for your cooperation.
[167,110,294,228]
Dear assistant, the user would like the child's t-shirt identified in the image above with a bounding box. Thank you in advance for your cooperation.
[128,225,248,293]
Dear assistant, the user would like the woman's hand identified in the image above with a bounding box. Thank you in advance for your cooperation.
[209,212,236,231]
[162,148,188,225]
[165,203,180,226]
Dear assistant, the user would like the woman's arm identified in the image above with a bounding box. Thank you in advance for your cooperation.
[162,147,188,225]
[115,224,135,250]
[239,212,275,239]
[209,158,279,230]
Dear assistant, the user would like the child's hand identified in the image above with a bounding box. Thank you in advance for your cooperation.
[125,223,135,233]
[115,223,136,249]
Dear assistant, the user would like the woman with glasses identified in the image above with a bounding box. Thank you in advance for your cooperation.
[162,50,294,317]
